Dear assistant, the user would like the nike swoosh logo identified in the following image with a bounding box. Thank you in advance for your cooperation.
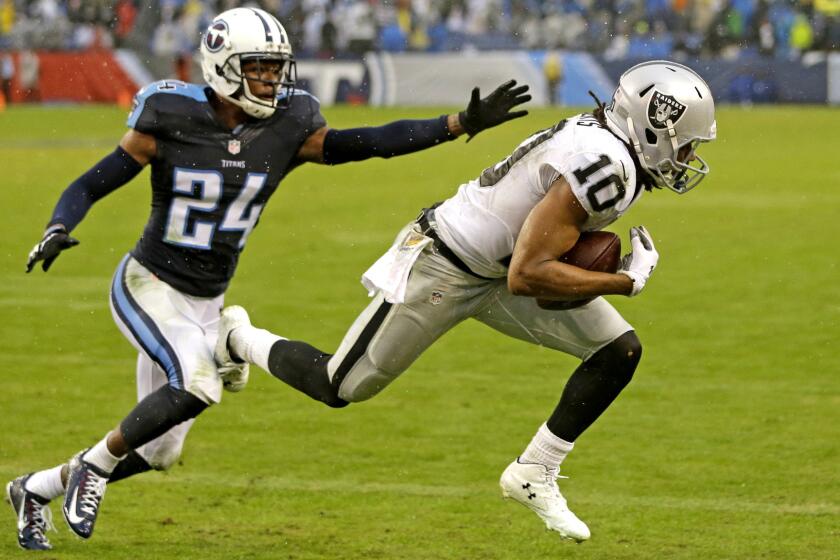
[64,489,86,526]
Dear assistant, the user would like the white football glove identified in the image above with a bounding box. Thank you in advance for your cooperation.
[618,226,659,297]
[219,363,250,393]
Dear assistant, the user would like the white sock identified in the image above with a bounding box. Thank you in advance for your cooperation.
[24,465,65,500]
[230,325,284,372]
[519,423,575,471]
[82,434,125,474]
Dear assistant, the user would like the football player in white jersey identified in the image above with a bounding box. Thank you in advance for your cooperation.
[215,60,717,541]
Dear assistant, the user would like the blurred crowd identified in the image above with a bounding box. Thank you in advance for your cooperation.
[0,0,838,59]
[0,0,136,49]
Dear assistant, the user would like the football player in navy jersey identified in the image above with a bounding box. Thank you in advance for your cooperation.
[6,7,530,550]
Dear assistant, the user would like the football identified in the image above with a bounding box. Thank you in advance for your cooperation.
[535,231,621,310]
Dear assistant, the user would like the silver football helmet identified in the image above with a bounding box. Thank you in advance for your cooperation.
[199,7,295,119]
[604,60,716,193]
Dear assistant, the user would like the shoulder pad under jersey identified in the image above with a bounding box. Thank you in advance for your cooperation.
[273,87,327,133]
[127,80,208,135]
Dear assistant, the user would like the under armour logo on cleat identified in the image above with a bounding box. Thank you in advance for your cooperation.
[522,482,536,500]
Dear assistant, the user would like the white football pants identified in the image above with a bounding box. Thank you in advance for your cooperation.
[109,255,224,469]
[328,223,634,402]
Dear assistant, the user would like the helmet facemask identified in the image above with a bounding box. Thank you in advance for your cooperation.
[218,53,296,116]
[643,126,715,194]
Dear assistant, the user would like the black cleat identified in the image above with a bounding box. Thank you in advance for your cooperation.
[6,474,55,550]
[62,451,109,539]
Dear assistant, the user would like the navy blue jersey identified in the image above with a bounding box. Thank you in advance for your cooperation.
[126,80,326,297]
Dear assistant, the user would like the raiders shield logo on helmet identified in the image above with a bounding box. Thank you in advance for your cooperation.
[648,91,686,129]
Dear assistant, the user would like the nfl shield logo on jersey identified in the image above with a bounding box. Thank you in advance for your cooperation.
[227,140,241,155]
[648,91,686,129]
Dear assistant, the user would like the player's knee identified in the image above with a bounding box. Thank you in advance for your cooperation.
[145,444,183,471]
[137,431,186,471]
[614,330,642,362]
[168,387,210,423]
[120,385,209,450]
[321,394,350,408]
[335,355,403,403]
[337,368,392,403]
[603,330,642,382]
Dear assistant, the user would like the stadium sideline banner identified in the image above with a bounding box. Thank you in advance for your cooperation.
[5,51,138,103]
[366,52,550,107]
[297,51,615,107]
[297,52,830,107]
[829,53,840,105]
[4,50,832,106]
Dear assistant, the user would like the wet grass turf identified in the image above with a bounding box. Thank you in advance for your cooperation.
[0,104,837,559]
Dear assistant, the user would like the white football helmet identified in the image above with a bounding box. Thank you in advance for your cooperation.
[200,7,295,119]
[604,60,716,193]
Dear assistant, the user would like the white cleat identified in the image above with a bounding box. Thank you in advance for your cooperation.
[215,306,251,392]
[500,458,591,542]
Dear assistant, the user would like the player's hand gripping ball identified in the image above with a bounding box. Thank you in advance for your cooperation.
[536,231,621,310]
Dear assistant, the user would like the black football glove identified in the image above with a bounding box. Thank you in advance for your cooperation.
[458,80,531,141]
[26,228,80,273]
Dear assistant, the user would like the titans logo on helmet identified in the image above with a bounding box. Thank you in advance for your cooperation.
[204,21,228,53]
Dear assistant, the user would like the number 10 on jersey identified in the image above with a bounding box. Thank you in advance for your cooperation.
[165,168,266,250]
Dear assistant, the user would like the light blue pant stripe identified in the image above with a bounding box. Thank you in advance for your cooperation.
[111,256,182,389]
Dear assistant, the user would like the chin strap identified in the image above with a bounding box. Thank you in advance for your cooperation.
[625,117,648,171]
[666,119,680,154]
[625,116,662,191]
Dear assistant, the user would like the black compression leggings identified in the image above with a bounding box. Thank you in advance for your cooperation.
[547,331,642,442]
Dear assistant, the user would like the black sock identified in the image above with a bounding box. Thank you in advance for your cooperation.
[107,451,152,484]
[547,331,642,441]
[267,340,348,408]
[119,385,208,450]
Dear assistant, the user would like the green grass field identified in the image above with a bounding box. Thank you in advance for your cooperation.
[0,103,838,559]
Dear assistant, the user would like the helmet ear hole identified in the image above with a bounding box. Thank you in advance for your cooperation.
[645,128,657,145]
[215,64,225,77]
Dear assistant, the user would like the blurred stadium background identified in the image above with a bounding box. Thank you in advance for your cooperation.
[1,0,840,106]
[1,1,839,559]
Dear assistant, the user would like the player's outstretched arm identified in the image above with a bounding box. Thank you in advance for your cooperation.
[296,80,531,164]
[508,178,635,300]
[25,130,154,273]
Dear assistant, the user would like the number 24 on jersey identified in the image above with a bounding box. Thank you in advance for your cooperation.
[164,168,266,250]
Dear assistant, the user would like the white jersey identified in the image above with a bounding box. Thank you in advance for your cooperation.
[434,113,642,278]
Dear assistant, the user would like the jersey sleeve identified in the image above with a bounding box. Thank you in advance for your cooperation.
[550,151,630,218]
